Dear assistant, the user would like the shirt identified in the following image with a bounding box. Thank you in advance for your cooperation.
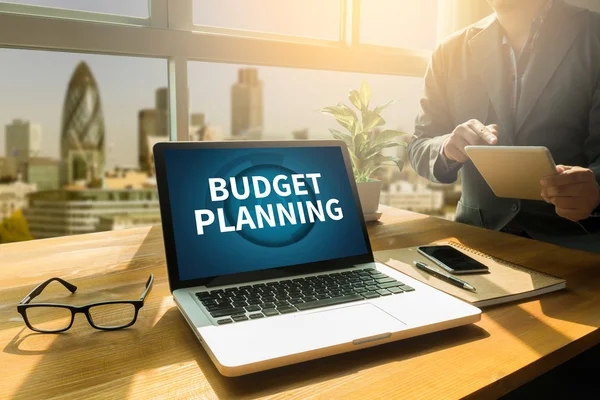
[502,0,554,119]
[500,1,555,235]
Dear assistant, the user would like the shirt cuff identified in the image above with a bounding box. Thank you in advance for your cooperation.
[429,134,462,184]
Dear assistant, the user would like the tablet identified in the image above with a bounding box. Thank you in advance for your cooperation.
[464,146,557,201]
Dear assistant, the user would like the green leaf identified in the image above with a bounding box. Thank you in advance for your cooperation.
[320,104,358,132]
[385,155,406,173]
[361,154,388,179]
[359,81,372,110]
[362,110,386,131]
[372,130,410,147]
[329,129,352,148]
[362,153,407,179]
[363,142,402,159]
[348,89,361,110]
[363,165,384,180]
[353,132,366,154]
[373,100,398,115]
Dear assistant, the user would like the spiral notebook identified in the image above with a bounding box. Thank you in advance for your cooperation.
[374,241,566,307]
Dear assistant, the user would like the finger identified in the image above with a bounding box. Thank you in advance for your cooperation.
[487,124,500,134]
[457,125,487,146]
[466,119,498,145]
[556,165,572,174]
[446,137,470,162]
[486,124,500,139]
[544,183,586,198]
[541,167,595,187]
[541,191,551,203]
[555,207,587,222]
[550,196,580,209]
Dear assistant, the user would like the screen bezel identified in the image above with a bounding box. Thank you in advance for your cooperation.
[153,140,375,292]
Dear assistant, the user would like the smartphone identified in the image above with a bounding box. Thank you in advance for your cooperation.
[417,245,489,274]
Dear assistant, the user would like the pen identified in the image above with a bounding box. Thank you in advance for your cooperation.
[413,261,477,292]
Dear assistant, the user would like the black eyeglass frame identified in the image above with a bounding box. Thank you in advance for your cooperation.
[17,274,154,333]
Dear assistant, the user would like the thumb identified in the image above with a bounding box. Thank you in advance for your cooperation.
[556,165,572,174]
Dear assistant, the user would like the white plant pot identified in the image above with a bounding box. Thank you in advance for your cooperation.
[356,180,383,216]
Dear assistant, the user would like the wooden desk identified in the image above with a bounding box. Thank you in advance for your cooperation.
[1,206,600,399]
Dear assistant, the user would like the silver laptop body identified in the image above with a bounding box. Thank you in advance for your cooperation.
[153,140,481,376]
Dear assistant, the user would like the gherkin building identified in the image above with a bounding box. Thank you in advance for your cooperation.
[60,61,105,187]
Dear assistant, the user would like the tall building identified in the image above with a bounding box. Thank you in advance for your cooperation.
[60,61,106,187]
[24,157,60,191]
[231,68,263,137]
[138,109,157,172]
[146,136,169,176]
[5,119,41,165]
[23,188,160,239]
[155,87,169,137]
[138,88,170,172]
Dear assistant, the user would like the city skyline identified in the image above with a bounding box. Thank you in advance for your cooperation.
[0,0,468,245]
[0,48,424,169]
[0,1,441,169]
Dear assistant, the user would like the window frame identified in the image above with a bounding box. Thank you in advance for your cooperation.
[0,0,431,142]
[0,0,151,26]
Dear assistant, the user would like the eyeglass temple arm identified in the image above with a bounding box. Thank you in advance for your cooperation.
[20,277,77,304]
[139,274,154,301]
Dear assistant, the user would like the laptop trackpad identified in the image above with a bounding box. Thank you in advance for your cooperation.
[203,304,406,366]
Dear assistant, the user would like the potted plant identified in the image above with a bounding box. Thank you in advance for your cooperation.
[321,81,409,220]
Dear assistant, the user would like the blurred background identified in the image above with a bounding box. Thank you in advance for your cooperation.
[0,0,598,243]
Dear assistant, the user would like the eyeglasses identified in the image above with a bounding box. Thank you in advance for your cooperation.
[17,274,153,333]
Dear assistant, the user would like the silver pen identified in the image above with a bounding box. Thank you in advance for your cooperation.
[413,261,477,292]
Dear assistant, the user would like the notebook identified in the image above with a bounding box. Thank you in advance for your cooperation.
[374,241,566,307]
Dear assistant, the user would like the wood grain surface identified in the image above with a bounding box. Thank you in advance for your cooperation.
[1,206,600,400]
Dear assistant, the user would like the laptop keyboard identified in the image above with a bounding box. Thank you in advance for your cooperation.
[195,268,415,325]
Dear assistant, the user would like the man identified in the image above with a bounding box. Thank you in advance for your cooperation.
[408,0,600,252]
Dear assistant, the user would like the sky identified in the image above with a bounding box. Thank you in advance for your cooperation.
[0,0,433,169]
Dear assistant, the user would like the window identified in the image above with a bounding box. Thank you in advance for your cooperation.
[360,0,438,50]
[0,49,167,242]
[192,0,341,40]
[188,62,458,219]
[188,62,421,140]
[0,0,463,244]
[0,0,149,18]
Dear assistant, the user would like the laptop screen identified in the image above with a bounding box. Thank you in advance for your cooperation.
[163,145,370,282]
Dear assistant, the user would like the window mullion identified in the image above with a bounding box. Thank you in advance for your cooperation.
[149,0,168,29]
[351,0,361,47]
[167,0,193,31]
[168,56,190,141]
[339,0,347,45]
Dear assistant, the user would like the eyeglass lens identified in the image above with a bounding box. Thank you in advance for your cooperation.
[88,303,137,328]
[25,306,72,332]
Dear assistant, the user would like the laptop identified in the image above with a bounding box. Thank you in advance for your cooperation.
[153,140,481,377]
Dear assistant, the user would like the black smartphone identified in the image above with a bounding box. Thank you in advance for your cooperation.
[417,245,489,274]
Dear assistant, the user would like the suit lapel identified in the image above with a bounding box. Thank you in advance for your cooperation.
[515,2,585,133]
[468,17,515,145]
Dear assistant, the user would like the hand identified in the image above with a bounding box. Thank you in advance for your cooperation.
[442,119,499,163]
[540,165,600,222]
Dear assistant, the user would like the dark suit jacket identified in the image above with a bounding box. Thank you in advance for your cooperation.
[407,0,600,252]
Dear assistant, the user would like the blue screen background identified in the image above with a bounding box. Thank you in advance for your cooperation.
[163,146,369,281]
